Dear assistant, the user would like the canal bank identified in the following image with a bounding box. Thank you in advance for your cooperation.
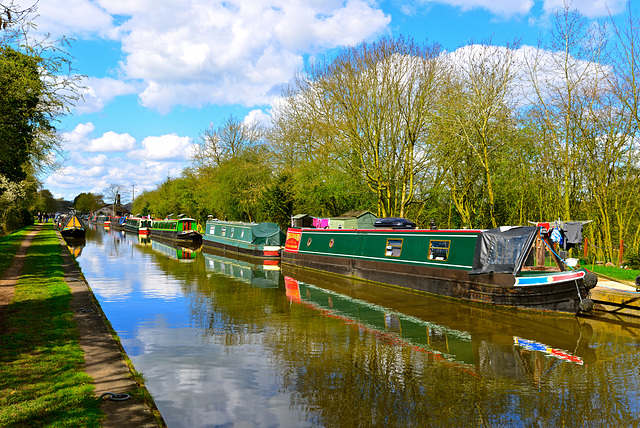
[0,224,162,427]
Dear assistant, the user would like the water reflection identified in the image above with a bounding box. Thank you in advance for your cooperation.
[75,226,640,427]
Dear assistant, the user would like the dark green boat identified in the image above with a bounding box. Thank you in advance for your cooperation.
[202,220,285,260]
[150,217,202,243]
[282,222,597,314]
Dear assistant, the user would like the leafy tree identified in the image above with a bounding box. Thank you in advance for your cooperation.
[73,192,104,212]
[276,36,443,218]
[0,1,81,233]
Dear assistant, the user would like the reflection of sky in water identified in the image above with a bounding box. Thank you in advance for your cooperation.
[77,231,300,427]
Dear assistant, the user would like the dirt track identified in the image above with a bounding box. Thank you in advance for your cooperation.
[1,226,161,427]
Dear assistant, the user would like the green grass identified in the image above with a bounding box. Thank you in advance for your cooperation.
[0,225,104,427]
[582,263,640,283]
[0,226,32,278]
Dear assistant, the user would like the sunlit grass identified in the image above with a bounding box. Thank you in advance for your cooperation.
[0,225,104,427]
[581,263,640,283]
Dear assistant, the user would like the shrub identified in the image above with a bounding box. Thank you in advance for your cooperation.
[623,249,640,270]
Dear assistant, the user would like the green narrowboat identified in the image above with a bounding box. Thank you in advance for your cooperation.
[282,220,598,314]
[150,217,202,243]
[124,217,152,235]
[202,220,285,260]
[96,215,111,226]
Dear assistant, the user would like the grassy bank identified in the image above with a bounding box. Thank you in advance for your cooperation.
[0,225,104,427]
[582,263,640,283]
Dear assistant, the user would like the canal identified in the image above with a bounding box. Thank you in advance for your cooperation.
[71,224,640,427]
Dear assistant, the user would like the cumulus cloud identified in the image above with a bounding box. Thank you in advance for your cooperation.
[75,77,140,115]
[35,0,114,38]
[129,134,194,162]
[86,131,137,152]
[36,0,391,114]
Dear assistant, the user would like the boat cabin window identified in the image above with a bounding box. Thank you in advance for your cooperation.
[385,239,403,257]
[221,227,226,237]
[428,240,450,261]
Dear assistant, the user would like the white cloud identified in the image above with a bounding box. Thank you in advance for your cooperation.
[62,122,96,150]
[56,0,391,113]
[87,131,137,152]
[35,0,114,38]
[75,77,139,115]
[244,109,272,127]
[541,0,626,18]
[129,134,194,161]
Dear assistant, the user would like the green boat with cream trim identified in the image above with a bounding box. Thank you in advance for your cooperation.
[150,217,202,243]
[124,217,152,235]
[282,219,598,314]
[202,219,285,260]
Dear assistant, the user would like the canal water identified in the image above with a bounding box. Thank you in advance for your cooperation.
[71,225,640,427]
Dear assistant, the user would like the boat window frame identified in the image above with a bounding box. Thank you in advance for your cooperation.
[427,240,450,261]
[385,238,403,257]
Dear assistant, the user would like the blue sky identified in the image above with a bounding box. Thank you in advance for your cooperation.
[33,0,633,202]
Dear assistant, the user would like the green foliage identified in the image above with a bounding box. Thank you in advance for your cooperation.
[73,192,104,212]
[0,46,47,183]
[623,249,640,270]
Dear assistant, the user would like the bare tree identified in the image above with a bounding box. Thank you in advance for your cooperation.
[191,115,265,170]
[275,36,443,218]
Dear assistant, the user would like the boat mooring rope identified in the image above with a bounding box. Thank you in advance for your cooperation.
[99,392,131,402]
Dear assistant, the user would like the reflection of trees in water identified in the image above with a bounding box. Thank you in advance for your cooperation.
[118,237,640,427]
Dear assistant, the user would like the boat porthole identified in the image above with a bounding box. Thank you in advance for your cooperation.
[329,238,334,248]
[307,238,312,247]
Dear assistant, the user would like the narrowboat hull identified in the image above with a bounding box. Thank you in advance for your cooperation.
[202,220,285,260]
[202,237,282,259]
[60,227,86,239]
[282,227,592,314]
[149,229,202,243]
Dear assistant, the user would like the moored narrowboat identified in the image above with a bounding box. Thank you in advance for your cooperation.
[59,214,86,238]
[150,217,202,243]
[282,221,598,315]
[124,217,152,235]
[96,215,110,226]
[202,219,285,260]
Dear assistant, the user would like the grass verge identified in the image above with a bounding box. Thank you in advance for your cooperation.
[582,263,640,283]
[0,225,104,427]
[0,226,32,277]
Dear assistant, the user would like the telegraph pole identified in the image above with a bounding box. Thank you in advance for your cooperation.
[132,183,136,203]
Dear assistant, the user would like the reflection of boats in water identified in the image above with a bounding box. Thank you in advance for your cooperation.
[283,265,597,379]
[150,238,199,261]
[64,237,86,258]
[202,247,281,288]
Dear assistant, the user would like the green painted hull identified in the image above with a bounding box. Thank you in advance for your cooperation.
[283,227,592,314]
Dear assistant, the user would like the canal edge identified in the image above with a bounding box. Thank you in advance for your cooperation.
[56,231,166,427]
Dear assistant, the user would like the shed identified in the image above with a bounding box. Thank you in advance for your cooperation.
[291,213,313,228]
[330,210,378,229]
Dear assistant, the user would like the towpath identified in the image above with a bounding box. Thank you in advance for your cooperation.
[1,225,161,427]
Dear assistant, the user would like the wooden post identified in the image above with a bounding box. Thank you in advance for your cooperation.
[583,238,588,258]
[536,234,545,268]
[619,239,624,266]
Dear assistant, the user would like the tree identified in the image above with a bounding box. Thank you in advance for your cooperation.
[433,42,521,228]
[0,1,81,233]
[73,192,104,212]
[276,36,443,218]
[522,4,608,222]
[191,115,265,170]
